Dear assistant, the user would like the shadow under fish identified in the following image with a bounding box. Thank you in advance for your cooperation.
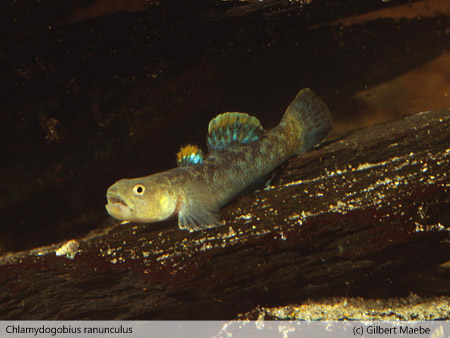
[105,88,333,231]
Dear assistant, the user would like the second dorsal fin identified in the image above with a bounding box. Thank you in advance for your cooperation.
[207,112,264,154]
[177,144,204,167]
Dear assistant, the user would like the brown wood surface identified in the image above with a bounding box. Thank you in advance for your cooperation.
[1,109,449,319]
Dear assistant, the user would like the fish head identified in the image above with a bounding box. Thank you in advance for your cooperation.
[105,176,178,223]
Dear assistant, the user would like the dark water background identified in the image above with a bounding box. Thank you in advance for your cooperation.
[1,0,449,253]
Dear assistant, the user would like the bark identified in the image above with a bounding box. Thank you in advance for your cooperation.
[1,109,449,319]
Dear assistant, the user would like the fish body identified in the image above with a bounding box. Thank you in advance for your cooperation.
[106,88,333,231]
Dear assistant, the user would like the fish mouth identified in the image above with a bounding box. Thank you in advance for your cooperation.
[106,193,133,220]
[107,194,128,207]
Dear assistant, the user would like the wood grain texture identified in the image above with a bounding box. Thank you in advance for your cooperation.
[1,109,449,319]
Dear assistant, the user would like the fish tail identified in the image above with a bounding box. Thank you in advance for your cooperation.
[281,88,333,155]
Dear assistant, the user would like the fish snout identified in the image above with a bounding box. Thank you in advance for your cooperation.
[106,193,128,207]
[105,192,133,221]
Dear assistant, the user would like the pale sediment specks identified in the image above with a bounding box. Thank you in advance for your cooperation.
[253,140,450,233]
[55,239,80,259]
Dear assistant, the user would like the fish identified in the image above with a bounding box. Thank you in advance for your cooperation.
[105,88,333,231]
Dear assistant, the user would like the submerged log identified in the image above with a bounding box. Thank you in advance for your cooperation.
[1,109,449,319]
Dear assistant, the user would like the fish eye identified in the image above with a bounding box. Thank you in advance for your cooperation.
[133,184,145,195]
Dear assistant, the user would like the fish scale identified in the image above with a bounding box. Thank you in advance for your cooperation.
[106,88,333,231]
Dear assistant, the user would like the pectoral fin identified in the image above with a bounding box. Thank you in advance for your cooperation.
[178,181,222,231]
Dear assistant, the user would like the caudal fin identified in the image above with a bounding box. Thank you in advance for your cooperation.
[281,88,333,155]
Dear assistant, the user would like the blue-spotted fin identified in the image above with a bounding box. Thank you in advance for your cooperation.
[177,145,204,167]
[106,88,333,231]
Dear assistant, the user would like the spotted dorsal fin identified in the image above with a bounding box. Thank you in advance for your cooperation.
[207,112,264,154]
[176,144,204,167]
